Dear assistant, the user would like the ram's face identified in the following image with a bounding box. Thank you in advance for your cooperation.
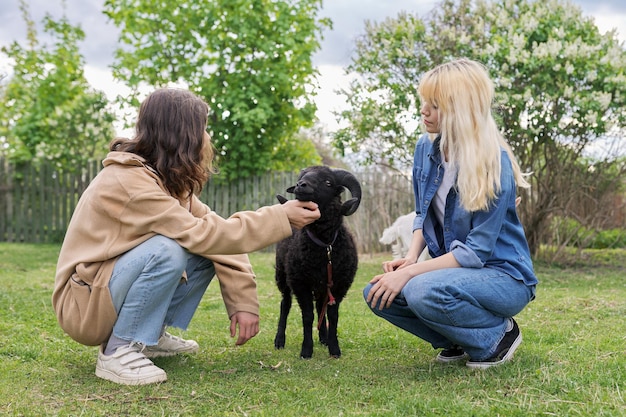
[289,167,337,205]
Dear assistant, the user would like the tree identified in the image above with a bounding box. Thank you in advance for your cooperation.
[333,0,626,255]
[104,0,328,181]
[332,11,430,171]
[0,0,115,171]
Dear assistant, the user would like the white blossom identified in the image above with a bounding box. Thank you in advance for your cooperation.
[563,40,579,57]
[485,42,499,55]
[512,33,526,51]
[594,91,613,111]
[563,86,574,99]
[546,38,563,56]
[587,70,598,82]
[585,111,599,126]
[522,16,539,33]
[533,42,549,59]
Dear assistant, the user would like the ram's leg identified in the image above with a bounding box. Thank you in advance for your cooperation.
[296,294,315,359]
[274,291,292,350]
[316,298,328,346]
[326,302,341,358]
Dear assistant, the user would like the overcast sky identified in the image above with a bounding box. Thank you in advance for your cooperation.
[1,0,625,132]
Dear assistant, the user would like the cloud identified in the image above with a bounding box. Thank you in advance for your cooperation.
[575,0,626,14]
[0,0,118,68]
[314,0,437,66]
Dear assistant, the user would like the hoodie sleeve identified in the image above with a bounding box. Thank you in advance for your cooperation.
[107,166,293,256]
[208,253,259,318]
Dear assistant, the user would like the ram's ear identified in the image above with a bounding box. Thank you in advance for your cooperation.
[286,185,296,194]
[276,194,288,204]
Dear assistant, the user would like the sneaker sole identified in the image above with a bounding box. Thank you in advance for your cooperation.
[466,333,522,369]
[95,367,167,385]
[144,345,199,358]
[435,353,468,364]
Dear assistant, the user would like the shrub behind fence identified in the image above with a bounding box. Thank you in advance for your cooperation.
[0,158,414,254]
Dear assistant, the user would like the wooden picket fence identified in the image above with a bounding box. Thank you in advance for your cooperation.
[0,158,414,254]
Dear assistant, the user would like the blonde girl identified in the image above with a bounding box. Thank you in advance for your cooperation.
[364,58,537,368]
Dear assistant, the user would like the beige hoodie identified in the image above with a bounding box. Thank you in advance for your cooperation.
[52,151,292,346]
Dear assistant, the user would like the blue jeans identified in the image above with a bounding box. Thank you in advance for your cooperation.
[363,268,534,361]
[109,235,215,345]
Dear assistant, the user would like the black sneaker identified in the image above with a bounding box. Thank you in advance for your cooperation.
[466,318,522,369]
[435,345,468,363]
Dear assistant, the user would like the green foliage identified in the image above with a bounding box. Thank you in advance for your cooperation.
[333,12,429,169]
[270,131,322,172]
[334,0,626,254]
[103,0,329,180]
[2,244,626,416]
[550,215,596,247]
[0,1,115,172]
[550,216,626,249]
[589,228,626,249]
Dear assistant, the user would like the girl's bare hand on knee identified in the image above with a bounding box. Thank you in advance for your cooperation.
[366,270,413,310]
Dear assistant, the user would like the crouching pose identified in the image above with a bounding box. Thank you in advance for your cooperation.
[364,58,538,368]
[52,88,320,385]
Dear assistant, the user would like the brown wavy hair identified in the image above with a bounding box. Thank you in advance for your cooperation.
[110,88,216,199]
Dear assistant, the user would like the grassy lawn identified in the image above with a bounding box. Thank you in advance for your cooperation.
[0,243,625,416]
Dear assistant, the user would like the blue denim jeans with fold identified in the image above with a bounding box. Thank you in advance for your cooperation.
[363,267,534,361]
[108,235,215,346]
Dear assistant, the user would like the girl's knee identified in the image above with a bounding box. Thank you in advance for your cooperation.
[404,278,444,311]
[362,283,374,301]
[149,235,187,267]
[362,284,382,312]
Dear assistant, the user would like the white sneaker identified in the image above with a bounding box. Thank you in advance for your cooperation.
[144,332,199,358]
[95,343,167,385]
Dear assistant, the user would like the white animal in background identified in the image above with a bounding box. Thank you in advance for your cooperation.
[379,212,430,261]
[379,212,415,259]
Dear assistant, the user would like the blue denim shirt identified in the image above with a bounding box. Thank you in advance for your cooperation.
[412,134,538,288]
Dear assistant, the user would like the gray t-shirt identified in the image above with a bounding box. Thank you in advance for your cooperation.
[433,158,457,227]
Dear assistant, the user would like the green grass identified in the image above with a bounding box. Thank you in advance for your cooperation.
[1,243,625,416]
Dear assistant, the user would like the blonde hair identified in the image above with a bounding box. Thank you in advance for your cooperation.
[418,58,529,212]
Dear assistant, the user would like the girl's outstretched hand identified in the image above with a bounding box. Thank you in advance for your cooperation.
[280,199,320,229]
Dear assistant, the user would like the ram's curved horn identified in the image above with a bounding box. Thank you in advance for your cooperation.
[333,169,362,216]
